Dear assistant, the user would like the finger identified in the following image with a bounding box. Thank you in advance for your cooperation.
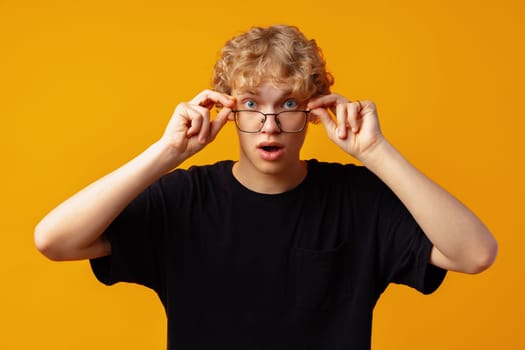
[190,89,235,110]
[310,107,337,140]
[209,108,232,141]
[359,100,375,115]
[347,101,362,134]
[307,93,348,110]
[185,105,206,138]
[336,102,348,139]
[195,106,211,144]
[307,94,337,110]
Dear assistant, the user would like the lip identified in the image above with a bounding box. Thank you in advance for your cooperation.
[257,141,284,148]
[257,141,284,161]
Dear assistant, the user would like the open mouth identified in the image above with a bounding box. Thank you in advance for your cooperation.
[257,142,284,160]
[261,145,281,152]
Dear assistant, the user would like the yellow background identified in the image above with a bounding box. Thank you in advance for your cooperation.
[1,0,523,348]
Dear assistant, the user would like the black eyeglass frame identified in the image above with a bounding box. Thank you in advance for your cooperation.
[231,109,311,133]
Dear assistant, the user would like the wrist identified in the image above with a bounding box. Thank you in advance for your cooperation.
[144,140,186,175]
[358,138,398,173]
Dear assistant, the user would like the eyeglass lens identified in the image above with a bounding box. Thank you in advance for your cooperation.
[235,110,307,133]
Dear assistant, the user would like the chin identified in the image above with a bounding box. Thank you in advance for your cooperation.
[253,160,289,176]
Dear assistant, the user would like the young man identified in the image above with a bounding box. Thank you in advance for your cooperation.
[35,25,497,349]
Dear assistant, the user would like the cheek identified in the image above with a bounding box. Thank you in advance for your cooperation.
[236,132,254,151]
[287,133,307,151]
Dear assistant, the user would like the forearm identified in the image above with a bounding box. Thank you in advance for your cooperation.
[360,140,497,273]
[35,90,234,261]
[34,140,182,261]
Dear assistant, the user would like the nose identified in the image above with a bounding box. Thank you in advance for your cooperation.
[260,113,281,134]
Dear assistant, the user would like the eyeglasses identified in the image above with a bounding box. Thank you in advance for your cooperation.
[231,109,310,133]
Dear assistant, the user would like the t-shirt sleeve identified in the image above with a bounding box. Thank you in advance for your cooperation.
[90,183,167,293]
[374,182,447,295]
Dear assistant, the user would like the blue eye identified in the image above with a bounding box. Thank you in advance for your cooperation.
[283,99,298,109]
[244,100,257,109]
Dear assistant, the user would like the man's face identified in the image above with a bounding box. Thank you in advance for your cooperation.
[232,81,309,179]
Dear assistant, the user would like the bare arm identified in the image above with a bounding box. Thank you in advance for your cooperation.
[308,96,498,274]
[360,139,497,273]
[34,90,235,261]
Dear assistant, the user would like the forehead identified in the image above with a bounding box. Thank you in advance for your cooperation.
[233,81,293,99]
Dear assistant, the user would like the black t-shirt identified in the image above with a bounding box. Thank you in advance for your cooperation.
[91,159,446,349]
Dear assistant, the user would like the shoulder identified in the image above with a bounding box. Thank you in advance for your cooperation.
[160,160,234,184]
[306,159,383,187]
[153,160,235,202]
[307,158,365,174]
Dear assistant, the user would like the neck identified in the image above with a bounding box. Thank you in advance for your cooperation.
[232,160,307,194]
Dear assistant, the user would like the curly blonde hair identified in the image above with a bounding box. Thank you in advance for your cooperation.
[212,25,334,101]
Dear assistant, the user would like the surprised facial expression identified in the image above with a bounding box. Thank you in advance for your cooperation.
[232,82,309,178]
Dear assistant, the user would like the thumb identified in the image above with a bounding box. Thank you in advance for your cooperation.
[311,108,337,139]
[209,108,231,141]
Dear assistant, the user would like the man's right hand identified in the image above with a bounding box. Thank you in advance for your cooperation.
[34,89,235,261]
[160,89,235,164]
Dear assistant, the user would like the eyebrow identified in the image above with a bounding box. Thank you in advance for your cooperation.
[236,89,295,100]
[236,91,257,97]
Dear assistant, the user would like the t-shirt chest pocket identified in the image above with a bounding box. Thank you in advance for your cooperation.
[293,241,351,310]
